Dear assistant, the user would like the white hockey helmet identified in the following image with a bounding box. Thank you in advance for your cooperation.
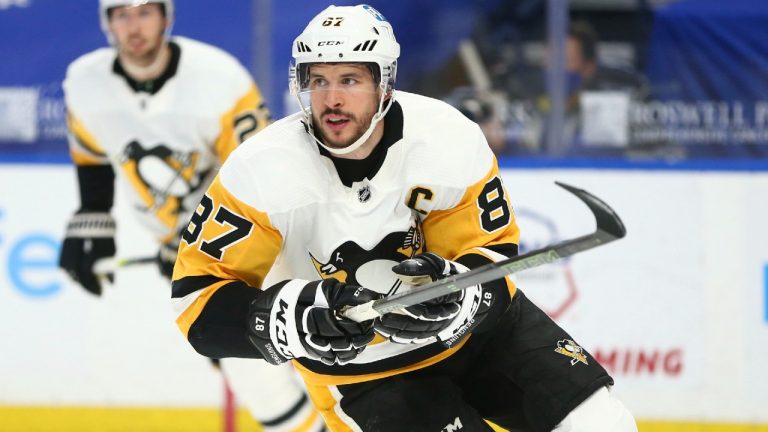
[290,4,400,155]
[99,0,174,45]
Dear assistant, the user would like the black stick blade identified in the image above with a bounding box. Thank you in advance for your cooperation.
[554,181,627,239]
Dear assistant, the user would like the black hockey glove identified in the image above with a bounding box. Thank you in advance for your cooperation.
[58,211,116,296]
[156,242,177,279]
[375,252,491,348]
[247,278,381,366]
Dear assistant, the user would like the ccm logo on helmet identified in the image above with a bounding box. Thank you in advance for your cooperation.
[318,40,344,46]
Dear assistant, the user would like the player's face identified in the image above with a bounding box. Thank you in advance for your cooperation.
[108,4,168,66]
[566,37,587,74]
[308,63,380,150]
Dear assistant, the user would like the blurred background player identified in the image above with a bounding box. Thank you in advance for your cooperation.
[58,0,325,430]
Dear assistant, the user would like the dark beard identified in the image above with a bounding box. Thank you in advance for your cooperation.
[313,108,373,149]
[119,28,166,67]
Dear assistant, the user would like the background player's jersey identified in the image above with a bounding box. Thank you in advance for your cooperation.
[172,91,519,385]
[63,36,270,244]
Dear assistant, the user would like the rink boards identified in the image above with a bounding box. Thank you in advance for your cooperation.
[0,164,766,430]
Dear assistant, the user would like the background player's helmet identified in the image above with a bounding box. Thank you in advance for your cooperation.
[290,4,401,155]
[99,0,174,45]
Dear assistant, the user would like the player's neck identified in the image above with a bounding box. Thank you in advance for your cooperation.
[119,43,172,82]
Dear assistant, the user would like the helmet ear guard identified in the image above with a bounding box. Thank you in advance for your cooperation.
[289,4,401,155]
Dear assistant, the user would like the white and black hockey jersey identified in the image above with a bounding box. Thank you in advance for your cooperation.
[172,91,519,386]
[63,36,270,244]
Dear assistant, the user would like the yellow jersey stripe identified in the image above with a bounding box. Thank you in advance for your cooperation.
[173,175,282,290]
[302,385,358,432]
[175,279,231,338]
[423,162,519,261]
[214,85,270,164]
[67,112,108,165]
[292,337,469,386]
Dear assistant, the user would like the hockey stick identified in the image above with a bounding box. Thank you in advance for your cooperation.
[93,255,157,276]
[341,181,626,322]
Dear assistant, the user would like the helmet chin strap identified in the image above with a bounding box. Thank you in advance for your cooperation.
[301,87,395,156]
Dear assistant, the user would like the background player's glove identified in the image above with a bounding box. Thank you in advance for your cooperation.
[375,252,490,348]
[247,279,381,366]
[58,211,116,296]
[156,242,177,279]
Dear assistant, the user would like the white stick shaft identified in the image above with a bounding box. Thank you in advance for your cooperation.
[92,256,157,275]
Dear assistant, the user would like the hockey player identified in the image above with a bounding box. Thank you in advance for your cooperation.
[172,4,638,432]
[58,1,325,430]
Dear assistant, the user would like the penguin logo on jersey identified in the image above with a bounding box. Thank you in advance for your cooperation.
[120,140,210,230]
[309,223,424,295]
[554,339,589,366]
